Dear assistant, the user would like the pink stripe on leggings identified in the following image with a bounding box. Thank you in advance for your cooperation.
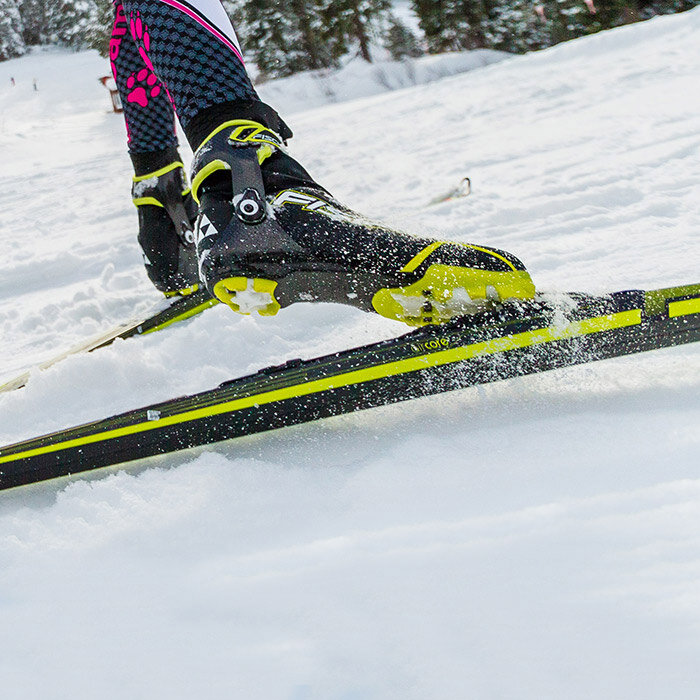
[157,0,246,64]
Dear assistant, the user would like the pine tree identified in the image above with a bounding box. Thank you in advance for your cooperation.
[410,0,493,53]
[243,0,344,78]
[536,0,589,43]
[410,0,683,53]
[482,0,550,52]
[331,0,393,63]
[221,0,247,43]
[0,0,26,61]
[83,0,114,56]
[44,0,101,50]
[18,0,110,52]
[638,0,700,16]
[410,0,447,52]
[383,15,424,60]
[537,0,633,43]
[17,0,47,46]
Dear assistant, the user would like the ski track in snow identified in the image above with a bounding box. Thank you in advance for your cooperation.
[1,12,700,700]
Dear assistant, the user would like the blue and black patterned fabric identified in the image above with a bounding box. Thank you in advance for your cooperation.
[111,0,259,154]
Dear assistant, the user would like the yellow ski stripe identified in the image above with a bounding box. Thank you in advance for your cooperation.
[401,242,444,273]
[645,284,700,315]
[668,297,700,318]
[0,310,641,466]
[141,298,219,335]
[164,285,200,298]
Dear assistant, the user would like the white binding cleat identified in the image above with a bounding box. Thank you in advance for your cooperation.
[232,279,275,314]
[390,292,427,318]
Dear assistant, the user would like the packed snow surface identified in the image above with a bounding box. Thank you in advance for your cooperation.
[256,48,509,114]
[2,10,700,699]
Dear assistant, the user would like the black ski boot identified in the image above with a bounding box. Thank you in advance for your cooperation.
[190,118,535,325]
[132,149,200,296]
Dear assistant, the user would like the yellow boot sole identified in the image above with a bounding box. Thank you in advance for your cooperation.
[213,266,536,326]
[371,265,536,326]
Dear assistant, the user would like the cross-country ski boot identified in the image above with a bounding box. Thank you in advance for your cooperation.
[131,147,200,296]
[190,116,535,325]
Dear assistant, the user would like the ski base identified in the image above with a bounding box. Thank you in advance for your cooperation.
[1,282,699,490]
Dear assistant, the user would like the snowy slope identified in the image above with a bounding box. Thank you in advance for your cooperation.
[1,10,700,700]
[256,49,509,113]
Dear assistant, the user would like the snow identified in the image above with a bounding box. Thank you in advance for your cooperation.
[256,49,510,114]
[391,0,421,34]
[1,9,700,699]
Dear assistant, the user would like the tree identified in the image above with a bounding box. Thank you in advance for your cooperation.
[221,0,247,44]
[242,0,344,78]
[411,0,494,53]
[483,0,550,52]
[44,0,102,49]
[83,0,114,56]
[17,0,47,45]
[331,0,392,63]
[638,0,700,16]
[409,0,688,54]
[8,0,700,72]
[0,0,26,61]
[383,15,424,60]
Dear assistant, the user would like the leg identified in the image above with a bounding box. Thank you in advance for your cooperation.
[112,1,198,294]
[117,0,262,144]
[119,1,535,324]
[111,0,177,155]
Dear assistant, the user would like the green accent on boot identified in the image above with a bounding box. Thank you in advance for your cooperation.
[213,277,281,317]
[372,265,536,326]
[191,120,282,203]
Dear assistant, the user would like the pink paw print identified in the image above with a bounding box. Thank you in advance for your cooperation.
[127,69,161,107]
[130,11,155,73]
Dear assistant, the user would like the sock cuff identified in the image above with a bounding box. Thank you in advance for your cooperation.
[130,145,182,176]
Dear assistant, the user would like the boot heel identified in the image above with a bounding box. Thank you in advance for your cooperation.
[213,277,281,316]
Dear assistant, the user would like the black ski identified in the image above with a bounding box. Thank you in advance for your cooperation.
[1,282,699,490]
[0,288,218,393]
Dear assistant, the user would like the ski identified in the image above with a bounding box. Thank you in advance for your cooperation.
[0,288,218,393]
[1,282,699,490]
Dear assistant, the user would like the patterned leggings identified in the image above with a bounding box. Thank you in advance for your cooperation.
[110,0,259,154]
